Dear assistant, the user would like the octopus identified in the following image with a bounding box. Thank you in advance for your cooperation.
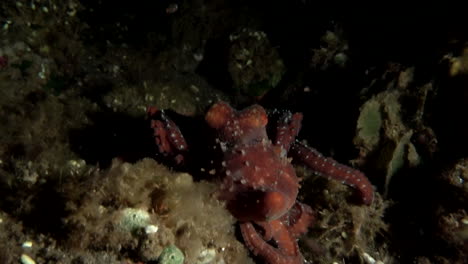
[148,101,374,264]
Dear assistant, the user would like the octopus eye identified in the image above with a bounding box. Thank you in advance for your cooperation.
[205,102,234,129]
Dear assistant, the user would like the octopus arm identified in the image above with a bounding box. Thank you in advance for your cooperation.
[240,221,304,264]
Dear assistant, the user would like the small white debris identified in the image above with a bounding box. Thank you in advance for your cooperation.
[341,232,347,239]
[98,205,106,214]
[22,241,33,248]
[3,20,12,30]
[68,159,85,168]
[20,254,36,264]
[196,248,216,264]
[193,53,203,62]
[461,217,468,225]
[145,225,159,234]
[144,94,154,102]
[362,252,380,264]
[67,3,77,17]
[112,65,120,74]
[38,63,47,79]
[190,84,200,93]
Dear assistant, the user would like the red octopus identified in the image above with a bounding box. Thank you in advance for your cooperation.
[148,101,373,264]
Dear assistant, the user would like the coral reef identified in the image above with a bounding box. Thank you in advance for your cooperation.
[0,1,467,264]
[64,159,253,263]
[228,28,284,97]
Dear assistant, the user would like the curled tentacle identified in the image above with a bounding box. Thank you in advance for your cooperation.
[291,141,374,205]
[240,220,304,264]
